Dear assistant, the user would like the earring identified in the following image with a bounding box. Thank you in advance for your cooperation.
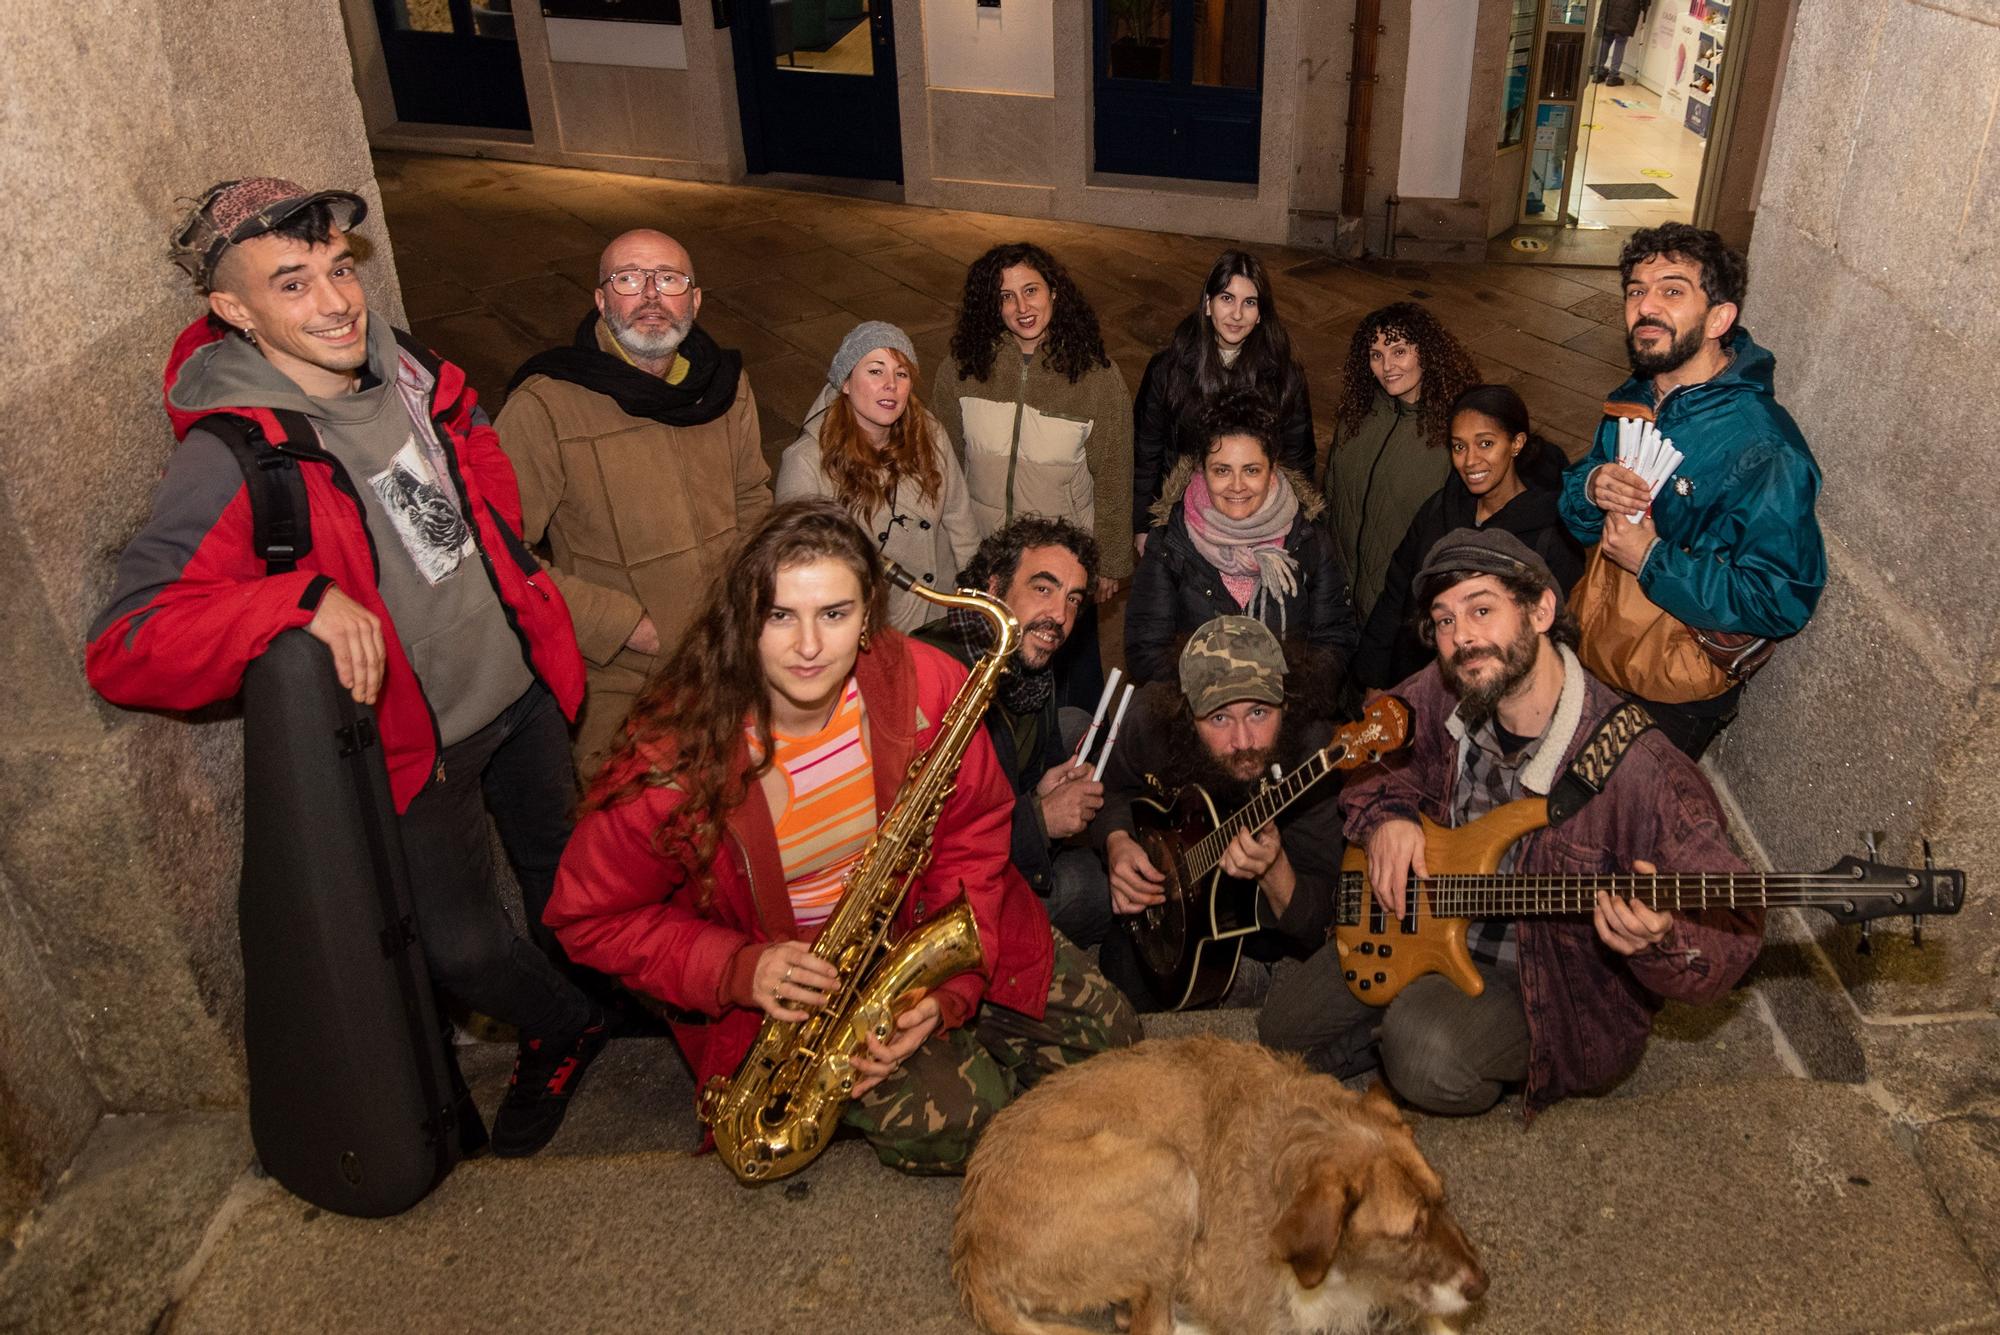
[858,626,871,652]
[241,327,258,345]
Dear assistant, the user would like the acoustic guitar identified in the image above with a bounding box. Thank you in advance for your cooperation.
[1336,799,1966,1004]
[1124,696,1411,1011]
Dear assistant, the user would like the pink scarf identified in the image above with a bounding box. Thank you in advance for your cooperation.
[1183,471,1301,631]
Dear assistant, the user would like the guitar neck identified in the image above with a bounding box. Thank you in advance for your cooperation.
[1188,746,1343,881]
[1337,870,1889,918]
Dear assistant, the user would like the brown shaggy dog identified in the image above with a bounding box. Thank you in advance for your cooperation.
[952,1037,1486,1335]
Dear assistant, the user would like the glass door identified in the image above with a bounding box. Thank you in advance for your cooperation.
[371,0,533,131]
[1518,0,1588,224]
[1094,0,1265,184]
[732,0,903,180]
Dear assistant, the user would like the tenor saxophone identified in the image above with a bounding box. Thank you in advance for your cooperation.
[697,565,1021,1182]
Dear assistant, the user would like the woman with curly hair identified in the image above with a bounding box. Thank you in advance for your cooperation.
[1131,250,1315,551]
[1321,301,1480,618]
[935,243,1133,705]
[546,499,1139,1175]
[1125,392,1358,685]
[776,321,980,632]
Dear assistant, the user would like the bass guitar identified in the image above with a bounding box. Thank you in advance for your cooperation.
[1124,696,1410,1010]
[1336,799,1965,1004]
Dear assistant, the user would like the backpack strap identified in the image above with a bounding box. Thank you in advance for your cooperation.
[198,410,318,576]
[1546,700,1656,827]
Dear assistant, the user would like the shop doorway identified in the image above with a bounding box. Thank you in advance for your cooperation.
[1093,0,1265,184]
[370,0,532,131]
[731,0,904,181]
[1512,0,1741,242]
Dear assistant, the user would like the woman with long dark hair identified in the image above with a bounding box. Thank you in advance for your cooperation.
[775,321,979,632]
[1322,302,1480,619]
[546,500,1138,1175]
[1353,384,1584,689]
[1125,392,1358,685]
[935,242,1132,706]
[1131,250,1314,552]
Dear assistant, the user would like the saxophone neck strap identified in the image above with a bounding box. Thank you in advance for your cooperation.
[1546,700,1656,827]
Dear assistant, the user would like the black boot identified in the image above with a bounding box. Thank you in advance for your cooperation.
[490,1009,609,1158]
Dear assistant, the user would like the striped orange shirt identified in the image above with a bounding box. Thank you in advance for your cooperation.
[763,678,876,933]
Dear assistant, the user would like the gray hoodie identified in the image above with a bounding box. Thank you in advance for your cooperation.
[168,320,532,746]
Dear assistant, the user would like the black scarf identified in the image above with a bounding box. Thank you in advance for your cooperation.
[947,604,1055,717]
[506,311,742,427]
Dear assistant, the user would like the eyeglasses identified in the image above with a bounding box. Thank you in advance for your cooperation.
[601,267,695,297]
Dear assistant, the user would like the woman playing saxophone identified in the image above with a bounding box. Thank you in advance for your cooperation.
[546,500,1136,1175]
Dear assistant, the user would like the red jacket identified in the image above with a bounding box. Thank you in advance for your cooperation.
[546,630,1056,1104]
[86,317,585,811]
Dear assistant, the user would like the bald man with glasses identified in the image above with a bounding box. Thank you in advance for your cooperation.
[498,229,773,776]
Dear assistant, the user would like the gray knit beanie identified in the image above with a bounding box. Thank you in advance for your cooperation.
[828,320,918,388]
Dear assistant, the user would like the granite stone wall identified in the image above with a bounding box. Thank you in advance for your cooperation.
[0,0,401,1234]
[1720,0,1999,1017]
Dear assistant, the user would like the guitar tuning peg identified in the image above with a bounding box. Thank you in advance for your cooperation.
[1856,919,1872,956]
[1922,838,1936,870]
[1862,830,1884,860]
[1913,839,1934,947]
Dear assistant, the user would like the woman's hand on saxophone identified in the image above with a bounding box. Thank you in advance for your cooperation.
[849,996,941,1098]
[753,941,842,1023]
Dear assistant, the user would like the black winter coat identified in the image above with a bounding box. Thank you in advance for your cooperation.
[1352,448,1585,690]
[1602,0,1649,36]
[1125,468,1360,685]
[1131,349,1316,532]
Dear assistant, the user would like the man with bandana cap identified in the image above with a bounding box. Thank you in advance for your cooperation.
[1260,527,1763,1117]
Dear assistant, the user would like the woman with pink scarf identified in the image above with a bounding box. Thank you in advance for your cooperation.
[1125,393,1358,684]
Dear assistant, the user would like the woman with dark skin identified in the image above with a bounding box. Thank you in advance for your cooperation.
[935,243,1133,707]
[1354,384,1583,689]
[1131,251,1314,555]
[1321,302,1481,620]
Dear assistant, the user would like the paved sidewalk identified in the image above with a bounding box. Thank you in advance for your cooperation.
[373,150,1628,478]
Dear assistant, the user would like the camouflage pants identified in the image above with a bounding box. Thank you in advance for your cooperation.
[841,935,1140,1175]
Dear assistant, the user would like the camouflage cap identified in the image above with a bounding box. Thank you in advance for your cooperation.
[1179,616,1286,716]
[170,177,367,290]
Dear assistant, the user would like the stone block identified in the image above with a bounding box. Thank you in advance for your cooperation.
[0,1112,249,1335]
[1756,0,1893,242]
[927,90,1059,193]
[1862,1018,2000,1125]
[1915,1116,2000,1291]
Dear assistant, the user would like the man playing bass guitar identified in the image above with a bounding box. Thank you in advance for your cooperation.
[1259,528,1762,1115]
[1093,617,1348,1011]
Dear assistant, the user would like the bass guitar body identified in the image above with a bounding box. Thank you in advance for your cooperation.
[1127,786,1263,1011]
[1336,800,1550,1005]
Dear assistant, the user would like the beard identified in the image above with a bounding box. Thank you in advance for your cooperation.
[1013,615,1068,671]
[1626,316,1706,377]
[1438,618,1541,728]
[606,304,693,362]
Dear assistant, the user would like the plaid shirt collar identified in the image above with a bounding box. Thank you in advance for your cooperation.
[1445,643,1589,800]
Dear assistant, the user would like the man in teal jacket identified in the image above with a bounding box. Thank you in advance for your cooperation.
[1560,223,1825,758]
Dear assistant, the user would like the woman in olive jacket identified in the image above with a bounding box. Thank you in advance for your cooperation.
[1125,393,1359,685]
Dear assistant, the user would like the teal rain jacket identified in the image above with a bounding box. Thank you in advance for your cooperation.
[1559,328,1826,639]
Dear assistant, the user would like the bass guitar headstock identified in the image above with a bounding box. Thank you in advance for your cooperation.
[1813,854,1965,927]
[1330,694,1413,772]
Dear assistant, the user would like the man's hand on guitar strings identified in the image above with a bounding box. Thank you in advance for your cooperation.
[1218,823,1281,882]
[1593,859,1674,955]
[1106,831,1167,914]
[1364,819,1429,918]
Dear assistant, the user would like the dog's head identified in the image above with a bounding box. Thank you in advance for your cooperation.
[1272,1085,1487,1319]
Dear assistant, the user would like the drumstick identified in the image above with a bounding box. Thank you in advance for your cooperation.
[1090,683,1135,782]
[1072,667,1122,764]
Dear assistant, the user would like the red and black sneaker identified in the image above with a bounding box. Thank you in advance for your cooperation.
[490,1011,609,1158]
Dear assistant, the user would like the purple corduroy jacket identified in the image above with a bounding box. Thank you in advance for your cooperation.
[1341,651,1763,1114]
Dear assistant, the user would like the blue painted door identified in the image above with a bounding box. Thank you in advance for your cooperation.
[371,0,533,132]
[733,0,904,181]
[1094,0,1264,184]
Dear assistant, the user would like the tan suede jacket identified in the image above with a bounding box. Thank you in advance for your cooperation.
[496,365,772,669]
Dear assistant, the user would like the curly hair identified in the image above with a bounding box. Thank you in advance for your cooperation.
[1197,388,1281,461]
[947,242,1110,385]
[1619,222,1747,324]
[956,514,1099,592]
[1333,302,1480,450]
[584,500,889,904]
[812,346,944,519]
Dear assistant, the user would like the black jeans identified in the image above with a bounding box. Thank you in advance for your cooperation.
[1633,682,1742,761]
[398,682,592,1042]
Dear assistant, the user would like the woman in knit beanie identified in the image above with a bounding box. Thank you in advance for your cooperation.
[776,320,980,631]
